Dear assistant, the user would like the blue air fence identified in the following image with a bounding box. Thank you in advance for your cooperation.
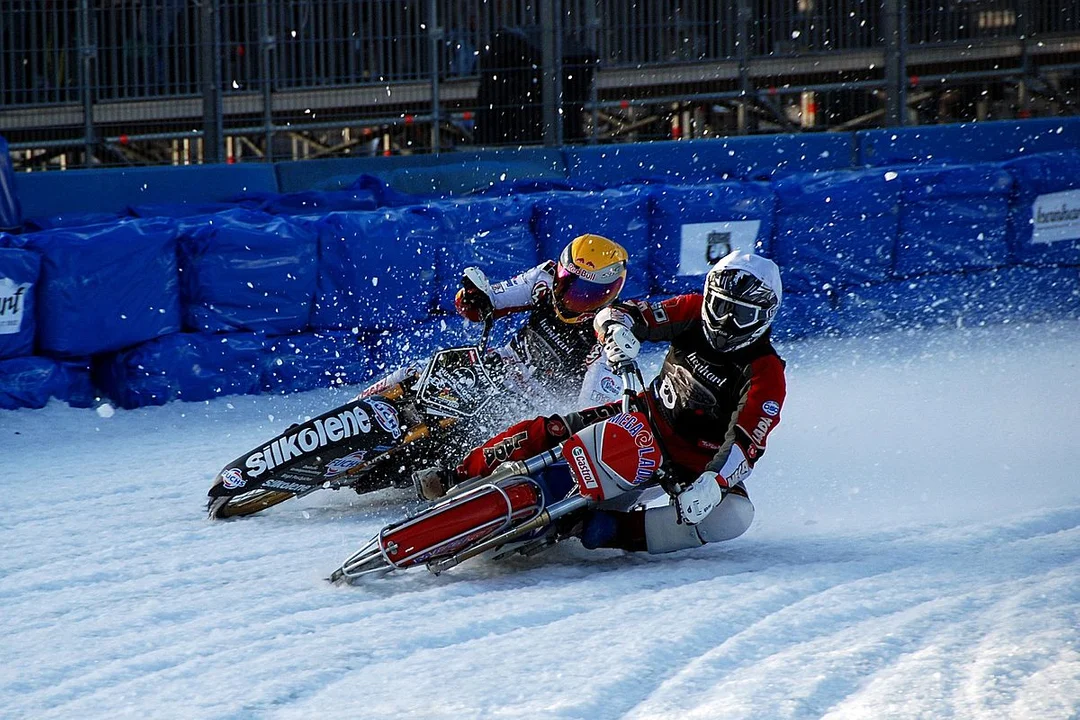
[1,123,1079,409]
[1,0,1079,170]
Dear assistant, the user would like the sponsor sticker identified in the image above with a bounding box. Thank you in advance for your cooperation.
[545,418,567,439]
[244,404,373,478]
[324,450,368,477]
[262,479,311,493]
[608,414,660,485]
[762,400,780,417]
[751,416,774,444]
[570,445,599,489]
[600,375,620,397]
[678,220,761,276]
[482,430,528,467]
[221,468,246,490]
[366,398,402,439]
[1032,189,1080,244]
[0,278,31,336]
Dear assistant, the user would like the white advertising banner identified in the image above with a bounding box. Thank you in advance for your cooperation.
[1031,189,1080,245]
[0,277,31,335]
[678,220,761,276]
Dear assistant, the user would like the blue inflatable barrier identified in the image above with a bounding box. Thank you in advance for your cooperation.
[436,197,539,314]
[0,136,22,233]
[0,247,40,359]
[772,168,901,294]
[833,265,1080,335]
[468,178,604,197]
[894,164,1014,278]
[0,356,67,410]
[274,149,566,194]
[95,332,267,409]
[650,182,776,295]
[534,188,652,300]
[5,218,181,357]
[313,208,442,331]
[179,209,318,334]
[1003,151,1080,267]
[14,164,278,226]
[129,201,244,219]
[263,331,373,394]
[56,359,97,408]
[858,117,1080,167]
[772,291,839,341]
[228,187,381,216]
[566,135,853,186]
[22,211,131,232]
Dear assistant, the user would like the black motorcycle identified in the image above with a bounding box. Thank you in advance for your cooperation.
[207,333,503,519]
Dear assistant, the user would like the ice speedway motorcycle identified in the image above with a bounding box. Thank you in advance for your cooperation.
[206,341,503,518]
[329,358,673,582]
[207,287,506,519]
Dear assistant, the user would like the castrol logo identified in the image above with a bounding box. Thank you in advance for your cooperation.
[570,445,598,489]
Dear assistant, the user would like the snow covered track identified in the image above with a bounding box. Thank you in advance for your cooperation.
[3,322,1079,719]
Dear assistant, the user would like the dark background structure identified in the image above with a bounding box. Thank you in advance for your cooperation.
[1,0,1078,170]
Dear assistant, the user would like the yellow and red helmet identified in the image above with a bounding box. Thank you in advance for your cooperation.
[552,234,629,323]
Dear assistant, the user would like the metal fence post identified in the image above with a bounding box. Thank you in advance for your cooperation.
[78,0,96,166]
[585,0,600,144]
[540,0,561,147]
[259,0,274,160]
[883,0,907,126]
[554,0,564,146]
[736,0,756,134]
[429,0,442,154]
[1017,0,1031,116]
[200,0,224,163]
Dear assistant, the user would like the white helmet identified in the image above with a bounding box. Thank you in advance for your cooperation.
[701,251,783,352]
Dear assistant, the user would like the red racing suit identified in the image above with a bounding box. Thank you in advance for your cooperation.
[455,293,787,498]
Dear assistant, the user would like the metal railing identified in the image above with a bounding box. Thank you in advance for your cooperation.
[1,0,1078,169]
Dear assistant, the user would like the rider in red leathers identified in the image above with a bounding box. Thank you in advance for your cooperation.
[415,250,787,555]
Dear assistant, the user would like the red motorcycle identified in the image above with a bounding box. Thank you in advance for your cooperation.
[329,360,671,582]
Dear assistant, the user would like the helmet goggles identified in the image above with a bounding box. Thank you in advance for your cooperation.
[704,290,769,331]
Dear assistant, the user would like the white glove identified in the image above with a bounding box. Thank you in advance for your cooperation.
[593,306,633,340]
[461,266,493,297]
[675,471,724,525]
[602,325,640,365]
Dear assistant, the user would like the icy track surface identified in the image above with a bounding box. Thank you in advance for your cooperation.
[3,322,1080,720]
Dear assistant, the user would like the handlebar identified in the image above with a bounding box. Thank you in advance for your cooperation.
[613,358,683,497]
[613,359,646,414]
[479,314,494,352]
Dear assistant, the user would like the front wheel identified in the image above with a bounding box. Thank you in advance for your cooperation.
[207,487,299,519]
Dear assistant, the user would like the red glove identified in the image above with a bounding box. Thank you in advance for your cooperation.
[454,284,493,322]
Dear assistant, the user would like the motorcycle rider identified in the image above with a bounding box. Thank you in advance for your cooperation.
[415,250,786,556]
[361,233,631,415]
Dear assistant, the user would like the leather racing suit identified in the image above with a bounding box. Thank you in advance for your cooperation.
[452,292,787,554]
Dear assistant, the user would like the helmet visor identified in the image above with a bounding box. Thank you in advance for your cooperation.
[553,263,624,319]
[704,291,765,331]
